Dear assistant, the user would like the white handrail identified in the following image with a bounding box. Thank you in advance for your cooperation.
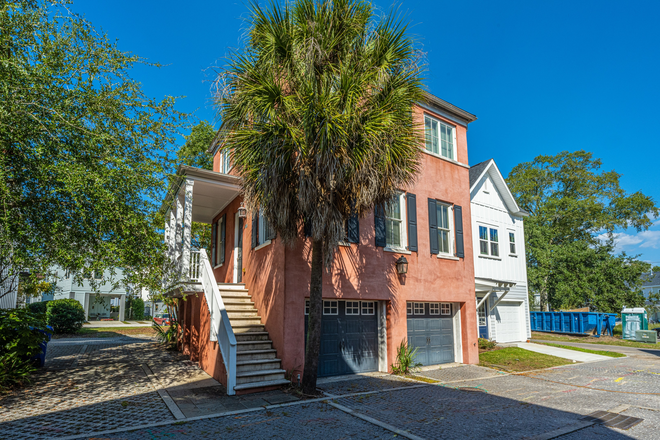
[198,248,237,394]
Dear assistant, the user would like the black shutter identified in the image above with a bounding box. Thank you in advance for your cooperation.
[454,205,464,258]
[428,198,438,255]
[375,204,386,247]
[304,218,312,237]
[406,193,417,251]
[347,200,359,244]
[211,221,217,266]
[251,212,258,248]
[219,214,226,264]
[266,217,277,240]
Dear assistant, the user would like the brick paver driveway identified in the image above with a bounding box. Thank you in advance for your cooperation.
[3,339,660,440]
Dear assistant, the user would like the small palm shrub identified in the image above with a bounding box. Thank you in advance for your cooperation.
[391,340,422,375]
[153,319,178,349]
[478,338,496,350]
[46,299,85,334]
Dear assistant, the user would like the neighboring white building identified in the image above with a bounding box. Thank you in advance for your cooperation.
[470,159,531,343]
[0,265,20,309]
[49,268,128,321]
[642,272,660,321]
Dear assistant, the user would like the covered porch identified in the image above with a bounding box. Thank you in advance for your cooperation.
[475,277,518,340]
[162,165,241,287]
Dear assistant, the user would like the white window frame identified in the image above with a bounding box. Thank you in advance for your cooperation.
[478,225,500,257]
[477,301,486,326]
[435,202,454,256]
[441,303,451,316]
[346,301,360,315]
[361,301,375,315]
[219,148,232,174]
[323,300,338,315]
[424,114,457,161]
[429,303,441,315]
[384,192,407,251]
[414,302,425,315]
[407,302,413,315]
[508,231,516,255]
[215,216,225,266]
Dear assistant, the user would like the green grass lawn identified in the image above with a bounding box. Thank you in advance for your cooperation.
[479,347,572,372]
[541,343,626,358]
[53,326,163,339]
[531,332,660,349]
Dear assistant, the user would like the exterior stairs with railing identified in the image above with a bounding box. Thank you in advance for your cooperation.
[218,284,290,393]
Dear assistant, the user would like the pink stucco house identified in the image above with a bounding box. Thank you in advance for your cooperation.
[163,92,479,395]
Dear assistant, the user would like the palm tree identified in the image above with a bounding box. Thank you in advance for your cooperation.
[216,0,424,394]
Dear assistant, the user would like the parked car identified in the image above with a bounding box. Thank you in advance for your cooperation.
[153,313,170,326]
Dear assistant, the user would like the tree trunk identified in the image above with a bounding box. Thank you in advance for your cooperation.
[302,238,324,395]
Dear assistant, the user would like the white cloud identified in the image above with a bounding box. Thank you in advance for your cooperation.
[604,230,660,252]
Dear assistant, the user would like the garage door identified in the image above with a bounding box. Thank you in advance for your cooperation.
[494,301,522,343]
[305,300,379,377]
[407,302,454,366]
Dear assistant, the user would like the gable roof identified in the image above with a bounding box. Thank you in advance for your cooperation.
[642,272,660,287]
[469,159,528,217]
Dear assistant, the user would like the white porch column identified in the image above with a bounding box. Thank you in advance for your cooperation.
[168,209,176,262]
[175,194,184,272]
[84,293,90,321]
[182,179,194,279]
[119,295,126,321]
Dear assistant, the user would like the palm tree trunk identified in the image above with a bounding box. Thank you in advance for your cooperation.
[302,238,323,394]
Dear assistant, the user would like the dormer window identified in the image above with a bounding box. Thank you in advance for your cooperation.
[424,115,456,160]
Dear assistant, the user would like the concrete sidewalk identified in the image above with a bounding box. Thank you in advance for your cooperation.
[532,339,660,359]
[83,320,152,328]
[515,342,612,362]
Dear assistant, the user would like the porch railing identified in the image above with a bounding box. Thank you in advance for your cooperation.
[198,248,237,394]
[189,251,201,282]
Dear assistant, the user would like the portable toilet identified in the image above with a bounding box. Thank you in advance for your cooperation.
[621,307,648,340]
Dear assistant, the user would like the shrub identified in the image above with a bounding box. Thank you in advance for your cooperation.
[153,319,178,349]
[0,308,48,390]
[132,298,145,320]
[478,338,496,350]
[27,301,48,315]
[391,340,422,375]
[46,299,85,334]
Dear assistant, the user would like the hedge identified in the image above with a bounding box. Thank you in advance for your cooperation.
[46,299,85,334]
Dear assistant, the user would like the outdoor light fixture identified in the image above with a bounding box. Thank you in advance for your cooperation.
[396,256,408,275]
[238,202,247,219]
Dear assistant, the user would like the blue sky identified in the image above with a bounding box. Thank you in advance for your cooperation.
[74,0,660,266]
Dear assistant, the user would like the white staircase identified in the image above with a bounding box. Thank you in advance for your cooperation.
[218,284,289,391]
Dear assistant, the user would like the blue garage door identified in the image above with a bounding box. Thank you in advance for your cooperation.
[407,302,454,366]
[306,300,379,377]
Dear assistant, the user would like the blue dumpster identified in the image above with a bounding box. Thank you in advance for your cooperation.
[530,312,616,337]
[30,325,54,367]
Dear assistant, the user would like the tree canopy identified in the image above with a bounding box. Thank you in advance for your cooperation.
[507,151,657,312]
[0,0,184,297]
[216,0,424,393]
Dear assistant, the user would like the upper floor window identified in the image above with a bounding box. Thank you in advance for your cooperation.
[436,202,453,255]
[215,215,226,265]
[479,226,499,257]
[509,232,516,255]
[424,115,455,160]
[253,209,275,249]
[385,193,406,249]
[219,149,232,174]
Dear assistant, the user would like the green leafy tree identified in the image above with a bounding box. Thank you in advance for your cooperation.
[175,121,216,251]
[507,151,657,312]
[217,0,424,393]
[0,0,184,299]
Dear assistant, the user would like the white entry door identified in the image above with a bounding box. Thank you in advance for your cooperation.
[494,301,522,343]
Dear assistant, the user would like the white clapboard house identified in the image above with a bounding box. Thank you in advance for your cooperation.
[470,159,531,343]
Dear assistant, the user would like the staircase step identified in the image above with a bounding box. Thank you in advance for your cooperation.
[229,317,262,326]
[227,311,260,318]
[219,295,253,304]
[232,324,266,333]
[236,369,287,384]
[224,303,258,311]
[236,358,282,373]
[235,332,270,342]
[217,283,246,290]
[237,341,272,351]
[236,349,278,360]
[234,378,291,391]
[219,289,250,296]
